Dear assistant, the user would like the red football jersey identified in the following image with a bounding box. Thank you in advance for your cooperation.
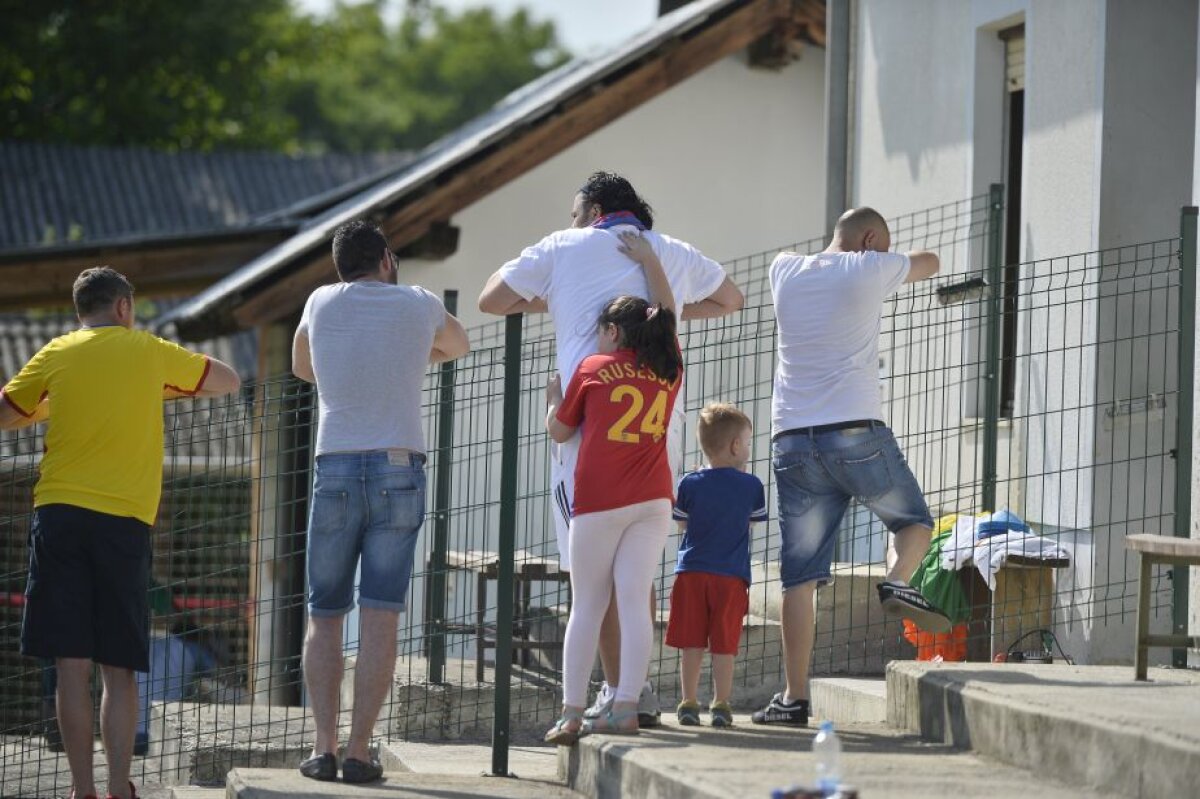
[556,348,681,515]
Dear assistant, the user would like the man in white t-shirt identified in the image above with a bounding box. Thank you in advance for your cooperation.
[478,172,744,726]
[292,220,469,782]
[752,207,950,728]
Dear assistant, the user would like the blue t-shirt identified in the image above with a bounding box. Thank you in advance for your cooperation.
[672,467,768,584]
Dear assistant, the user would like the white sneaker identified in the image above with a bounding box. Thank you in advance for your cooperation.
[583,682,614,719]
[637,681,661,728]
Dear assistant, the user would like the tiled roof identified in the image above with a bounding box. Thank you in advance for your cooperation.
[0,140,411,250]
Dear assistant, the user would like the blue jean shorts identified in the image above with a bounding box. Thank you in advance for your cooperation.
[773,423,933,591]
[307,450,426,616]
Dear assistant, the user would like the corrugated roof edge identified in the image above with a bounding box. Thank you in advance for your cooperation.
[156,0,741,340]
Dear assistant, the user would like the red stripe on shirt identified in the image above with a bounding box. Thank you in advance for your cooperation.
[1,389,35,418]
[164,356,212,396]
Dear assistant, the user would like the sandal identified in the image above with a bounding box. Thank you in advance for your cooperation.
[582,706,640,736]
[544,710,585,746]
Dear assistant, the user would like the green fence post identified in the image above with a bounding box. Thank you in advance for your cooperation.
[427,290,458,685]
[491,312,522,777]
[1174,206,1197,668]
[981,183,1005,512]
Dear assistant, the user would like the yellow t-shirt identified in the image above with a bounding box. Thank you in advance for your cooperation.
[1,327,210,525]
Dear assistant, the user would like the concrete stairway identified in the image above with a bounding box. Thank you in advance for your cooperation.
[560,662,1200,798]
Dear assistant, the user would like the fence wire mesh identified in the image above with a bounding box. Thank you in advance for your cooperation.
[0,194,1191,796]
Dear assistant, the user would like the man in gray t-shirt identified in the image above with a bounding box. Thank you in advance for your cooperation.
[292,220,469,783]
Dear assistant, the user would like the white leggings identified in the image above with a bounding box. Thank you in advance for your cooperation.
[562,498,672,707]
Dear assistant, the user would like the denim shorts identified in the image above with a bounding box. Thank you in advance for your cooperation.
[773,423,933,590]
[307,450,426,616]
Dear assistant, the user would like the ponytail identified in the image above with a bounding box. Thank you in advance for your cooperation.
[597,296,682,384]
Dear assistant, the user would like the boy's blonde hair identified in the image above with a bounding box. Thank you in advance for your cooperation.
[697,402,752,458]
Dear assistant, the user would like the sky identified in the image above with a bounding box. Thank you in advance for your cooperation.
[294,0,660,57]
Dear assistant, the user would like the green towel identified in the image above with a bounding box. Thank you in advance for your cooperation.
[910,530,970,626]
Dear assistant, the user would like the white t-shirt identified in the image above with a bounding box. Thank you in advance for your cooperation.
[497,225,726,383]
[297,281,446,456]
[770,250,910,435]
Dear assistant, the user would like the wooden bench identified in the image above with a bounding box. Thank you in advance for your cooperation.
[435,549,570,682]
[1126,534,1200,680]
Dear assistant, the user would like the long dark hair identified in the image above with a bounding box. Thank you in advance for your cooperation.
[598,295,681,384]
[579,171,654,229]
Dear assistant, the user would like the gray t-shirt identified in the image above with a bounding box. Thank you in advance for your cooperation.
[297,281,445,456]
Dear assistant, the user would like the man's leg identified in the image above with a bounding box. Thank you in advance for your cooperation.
[303,616,345,758]
[56,657,96,798]
[99,664,137,799]
[345,607,398,762]
[596,585,657,690]
[597,593,621,687]
[780,582,817,702]
[888,523,932,583]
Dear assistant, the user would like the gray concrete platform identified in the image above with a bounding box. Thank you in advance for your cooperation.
[225,767,580,798]
[559,715,1119,798]
[887,662,1200,799]
[810,677,887,724]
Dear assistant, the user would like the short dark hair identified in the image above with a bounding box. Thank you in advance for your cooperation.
[579,171,654,229]
[73,266,134,317]
[331,220,389,282]
[834,207,889,241]
[696,402,752,458]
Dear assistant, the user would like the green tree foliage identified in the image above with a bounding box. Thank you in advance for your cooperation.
[0,0,569,152]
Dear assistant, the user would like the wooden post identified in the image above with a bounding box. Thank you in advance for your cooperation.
[247,323,307,704]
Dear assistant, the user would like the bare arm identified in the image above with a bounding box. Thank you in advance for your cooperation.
[0,392,48,430]
[618,231,676,315]
[680,276,744,321]
[292,329,315,383]
[191,358,241,398]
[544,375,576,443]
[431,312,470,363]
[905,251,940,283]
[478,272,548,316]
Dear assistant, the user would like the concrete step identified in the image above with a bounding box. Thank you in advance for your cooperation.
[810,677,887,724]
[887,661,1200,799]
[750,561,912,675]
[559,715,1118,798]
[170,788,224,799]
[381,740,560,781]
[153,702,319,784]
[225,767,581,798]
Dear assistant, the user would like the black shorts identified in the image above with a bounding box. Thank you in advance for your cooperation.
[21,504,152,672]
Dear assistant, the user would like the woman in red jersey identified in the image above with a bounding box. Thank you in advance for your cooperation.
[543,233,682,743]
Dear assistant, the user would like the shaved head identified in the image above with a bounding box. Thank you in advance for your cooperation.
[832,207,891,252]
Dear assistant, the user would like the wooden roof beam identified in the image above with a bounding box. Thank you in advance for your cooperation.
[231,0,802,331]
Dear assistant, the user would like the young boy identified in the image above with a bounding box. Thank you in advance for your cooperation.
[667,403,767,727]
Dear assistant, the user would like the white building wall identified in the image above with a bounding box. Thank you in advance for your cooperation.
[852,0,1197,664]
[1190,0,1200,669]
[1087,0,1197,664]
[399,51,828,331]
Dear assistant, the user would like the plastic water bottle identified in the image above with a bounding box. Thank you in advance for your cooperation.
[812,720,842,796]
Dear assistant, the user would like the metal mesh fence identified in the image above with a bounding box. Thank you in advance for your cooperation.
[0,193,1192,795]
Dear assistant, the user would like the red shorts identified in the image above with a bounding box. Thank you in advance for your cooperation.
[665,571,748,655]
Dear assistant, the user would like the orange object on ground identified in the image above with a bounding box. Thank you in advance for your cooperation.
[903,618,968,661]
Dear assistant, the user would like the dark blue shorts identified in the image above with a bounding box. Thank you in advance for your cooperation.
[21,504,152,672]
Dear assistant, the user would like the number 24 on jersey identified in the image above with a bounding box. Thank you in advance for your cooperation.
[606,385,668,444]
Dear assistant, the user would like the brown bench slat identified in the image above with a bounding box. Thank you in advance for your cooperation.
[1126,534,1200,559]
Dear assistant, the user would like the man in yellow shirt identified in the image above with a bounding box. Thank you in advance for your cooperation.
[0,267,240,799]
